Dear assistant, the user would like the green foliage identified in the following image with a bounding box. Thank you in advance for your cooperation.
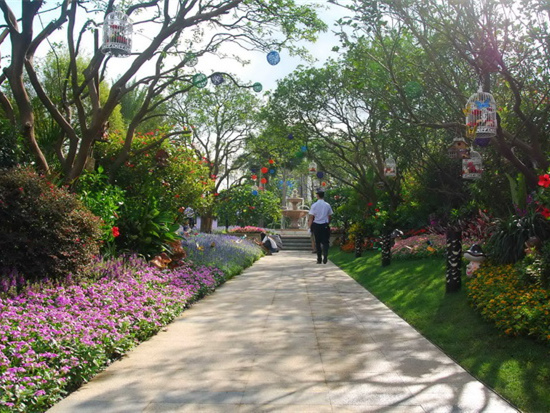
[75,166,125,243]
[215,186,281,228]
[0,119,26,169]
[0,167,102,281]
[540,241,550,289]
[486,212,550,265]
[98,129,211,216]
[116,199,180,259]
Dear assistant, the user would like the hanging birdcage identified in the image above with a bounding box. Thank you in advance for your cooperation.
[308,161,317,173]
[465,89,497,147]
[462,150,483,180]
[384,157,397,177]
[101,11,132,57]
[448,137,470,159]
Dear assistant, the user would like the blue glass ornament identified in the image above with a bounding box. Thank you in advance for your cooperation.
[316,171,324,179]
[287,133,294,140]
[266,51,280,65]
[269,169,275,174]
[252,190,259,196]
[300,145,307,152]
[211,73,224,86]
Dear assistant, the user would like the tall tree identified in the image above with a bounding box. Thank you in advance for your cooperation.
[0,0,326,182]
[334,0,550,187]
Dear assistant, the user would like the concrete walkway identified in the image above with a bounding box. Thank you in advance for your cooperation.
[49,251,516,413]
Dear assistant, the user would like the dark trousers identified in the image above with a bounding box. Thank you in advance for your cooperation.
[312,222,330,260]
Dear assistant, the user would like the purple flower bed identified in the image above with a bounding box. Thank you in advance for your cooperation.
[183,233,263,276]
[0,256,225,412]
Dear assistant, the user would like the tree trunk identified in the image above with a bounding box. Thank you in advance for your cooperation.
[446,229,462,293]
[200,213,213,233]
[381,232,392,266]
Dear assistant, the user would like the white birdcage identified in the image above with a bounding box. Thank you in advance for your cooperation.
[465,90,497,147]
[101,11,132,57]
[308,161,317,173]
[384,157,397,177]
[462,150,483,180]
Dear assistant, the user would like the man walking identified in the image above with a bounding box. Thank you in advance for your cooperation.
[308,189,333,264]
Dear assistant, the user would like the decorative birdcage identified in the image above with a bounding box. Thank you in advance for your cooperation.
[211,73,224,86]
[465,89,497,147]
[101,11,132,57]
[462,150,483,180]
[384,157,397,177]
[266,51,280,65]
[252,82,263,93]
[448,137,470,159]
[308,161,317,173]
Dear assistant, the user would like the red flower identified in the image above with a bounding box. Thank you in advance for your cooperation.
[260,178,267,184]
[261,167,268,174]
[540,207,550,219]
[112,227,120,237]
[251,174,257,180]
[538,174,550,188]
[368,202,373,207]
[268,159,274,164]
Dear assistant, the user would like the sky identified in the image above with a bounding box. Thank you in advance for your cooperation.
[0,1,351,93]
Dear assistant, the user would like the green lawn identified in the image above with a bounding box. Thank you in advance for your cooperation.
[330,248,550,413]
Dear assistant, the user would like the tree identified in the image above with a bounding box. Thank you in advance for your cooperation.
[334,0,550,187]
[0,0,326,182]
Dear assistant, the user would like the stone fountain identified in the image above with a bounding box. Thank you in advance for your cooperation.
[282,191,309,229]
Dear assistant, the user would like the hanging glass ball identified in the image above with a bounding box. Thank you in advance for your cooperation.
[266,51,281,65]
[252,190,259,196]
[261,167,268,174]
[316,171,324,179]
[192,73,208,88]
[474,136,491,147]
[185,53,198,67]
[252,82,263,93]
[287,133,294,140]
[300,145,307,152]
[211,73,224,86]
[269,169,275,174]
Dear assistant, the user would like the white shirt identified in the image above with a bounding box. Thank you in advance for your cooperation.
[309,199,333,224]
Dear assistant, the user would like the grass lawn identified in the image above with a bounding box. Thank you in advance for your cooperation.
[330,248,550,413]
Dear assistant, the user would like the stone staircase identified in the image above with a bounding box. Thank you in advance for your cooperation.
[279,231,313,251]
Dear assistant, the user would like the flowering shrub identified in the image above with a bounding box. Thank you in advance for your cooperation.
[391,233,484,260]
[467,264,550,345]
[392,234,447,259]
[0,167,102,282]
[0,255,226,412]
[183,233,263,276]
[228,226,267,233]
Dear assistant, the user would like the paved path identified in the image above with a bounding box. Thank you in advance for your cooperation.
[49,251,516,413]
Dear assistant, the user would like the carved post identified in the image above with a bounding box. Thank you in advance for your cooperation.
[354,233,362,258]
[446,228,462,293]
[381,232,392,266]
